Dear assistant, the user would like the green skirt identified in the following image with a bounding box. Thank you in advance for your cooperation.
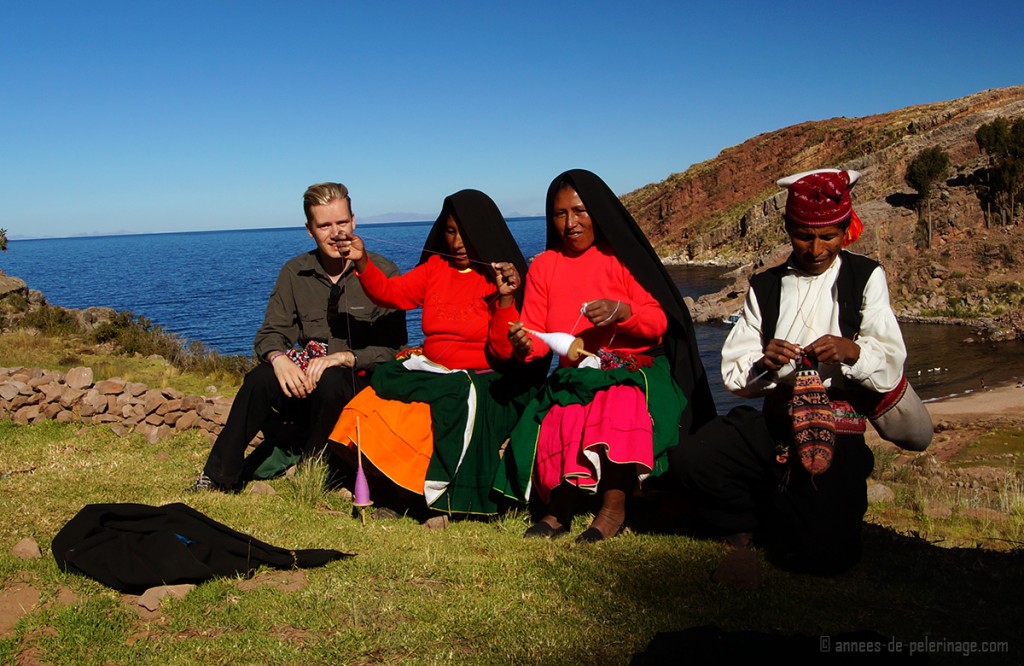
[493,355,687,502]
[371,359,541,515]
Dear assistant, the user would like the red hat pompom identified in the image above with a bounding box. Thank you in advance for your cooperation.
[842,210,864,247]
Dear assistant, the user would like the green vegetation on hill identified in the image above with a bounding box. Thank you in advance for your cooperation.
[976,115,1024,226]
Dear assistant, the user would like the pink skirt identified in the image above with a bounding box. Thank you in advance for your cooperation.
[533,384,653,503]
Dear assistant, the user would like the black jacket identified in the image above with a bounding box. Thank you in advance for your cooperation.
[52,502,352,593]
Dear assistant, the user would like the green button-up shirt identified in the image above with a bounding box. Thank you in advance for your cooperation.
[253,250,407,371]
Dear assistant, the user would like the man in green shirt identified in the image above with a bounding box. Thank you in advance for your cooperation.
[190,182,406,492]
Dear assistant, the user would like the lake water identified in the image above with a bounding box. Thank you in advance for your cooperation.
[6,219,1023,412]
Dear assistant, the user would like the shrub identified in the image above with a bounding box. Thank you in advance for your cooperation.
[90,309,254,382]
[22,304,84,337]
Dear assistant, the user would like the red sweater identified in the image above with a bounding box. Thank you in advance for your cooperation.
[358,255,516,371]
[493,244,666,366]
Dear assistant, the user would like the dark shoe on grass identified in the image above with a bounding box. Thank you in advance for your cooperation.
[524,521,568,539]
[186,473,238,494]
[574,523,625,544]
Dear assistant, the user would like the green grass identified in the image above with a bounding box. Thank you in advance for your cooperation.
[955,429,1024,471]
[1,421,1022,664]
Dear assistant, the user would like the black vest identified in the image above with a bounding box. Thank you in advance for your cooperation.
[749,250,879,343]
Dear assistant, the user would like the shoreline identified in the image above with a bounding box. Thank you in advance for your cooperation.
[925,379,1024,419]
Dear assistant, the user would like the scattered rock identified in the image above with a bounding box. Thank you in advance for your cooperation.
[910,454,942,476]
[122,593,162,621]
[867,484,896,504]
[960,508,1009,523]
[11,538,41,560]
[249,481,276,495]
[53,586,79,608]
[423,515,449,530]
[0,383,21,401]
[923,500,952,519]
[137,584,196,611]
[64,366,94,390]
[0,583,41,637]
[94,379,127,395]
[237,570,307,593]
[2,363,241,442]
[109,423,131,438]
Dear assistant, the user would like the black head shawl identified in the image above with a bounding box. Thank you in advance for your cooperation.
[545,169,717,434]
[419,189,529,310]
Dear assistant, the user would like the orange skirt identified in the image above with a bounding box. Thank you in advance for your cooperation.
[327,386,433,495]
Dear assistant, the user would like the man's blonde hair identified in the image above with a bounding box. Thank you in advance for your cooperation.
[303,182,352,222]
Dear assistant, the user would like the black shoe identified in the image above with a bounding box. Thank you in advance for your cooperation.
[186,473,238,494]
[574,523,625,544]
[524,522,568,539]
[575,527,605,543]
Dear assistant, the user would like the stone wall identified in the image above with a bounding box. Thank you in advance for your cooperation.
[0,365,231,443]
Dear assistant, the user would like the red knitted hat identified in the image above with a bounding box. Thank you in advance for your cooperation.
[778,169,861,227]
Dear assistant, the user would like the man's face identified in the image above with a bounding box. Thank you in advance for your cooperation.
[306,198,355,261]
[788,223,844,275]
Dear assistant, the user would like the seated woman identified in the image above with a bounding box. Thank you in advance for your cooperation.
[327,189,541,516]
[497,169,716,542]
[673,169,927,575]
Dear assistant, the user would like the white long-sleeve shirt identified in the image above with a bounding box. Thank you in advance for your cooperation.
[721,253,907,399]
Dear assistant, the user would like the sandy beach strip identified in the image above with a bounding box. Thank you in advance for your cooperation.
[926,381,1024,419]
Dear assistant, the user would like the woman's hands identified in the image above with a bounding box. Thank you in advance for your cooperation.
[491,262,522,308]
[337,232,368,272]
[582,299,631,327]
[507,321,532,358]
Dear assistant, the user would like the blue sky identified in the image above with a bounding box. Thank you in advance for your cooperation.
[2,1,1022,238]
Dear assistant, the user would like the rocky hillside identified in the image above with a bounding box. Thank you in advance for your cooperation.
[623,86,1024,339]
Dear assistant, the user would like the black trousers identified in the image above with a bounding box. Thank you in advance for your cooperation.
[671,406,874,575]
[203,362,367,487]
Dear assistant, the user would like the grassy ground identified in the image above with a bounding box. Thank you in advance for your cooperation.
[1,420,1022,665]
[0,330,245,398]
[2,328,1022,664]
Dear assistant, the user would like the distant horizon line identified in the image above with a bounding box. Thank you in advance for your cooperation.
[6,215,545,242]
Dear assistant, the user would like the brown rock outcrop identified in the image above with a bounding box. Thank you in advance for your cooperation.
[622,86,1024,339]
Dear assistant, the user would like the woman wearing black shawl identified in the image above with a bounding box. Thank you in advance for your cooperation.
[327,189,543,516]
[495,169,716,540]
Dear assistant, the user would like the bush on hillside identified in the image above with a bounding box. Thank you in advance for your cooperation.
[91,310,255,380]
[22,303,84,337]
